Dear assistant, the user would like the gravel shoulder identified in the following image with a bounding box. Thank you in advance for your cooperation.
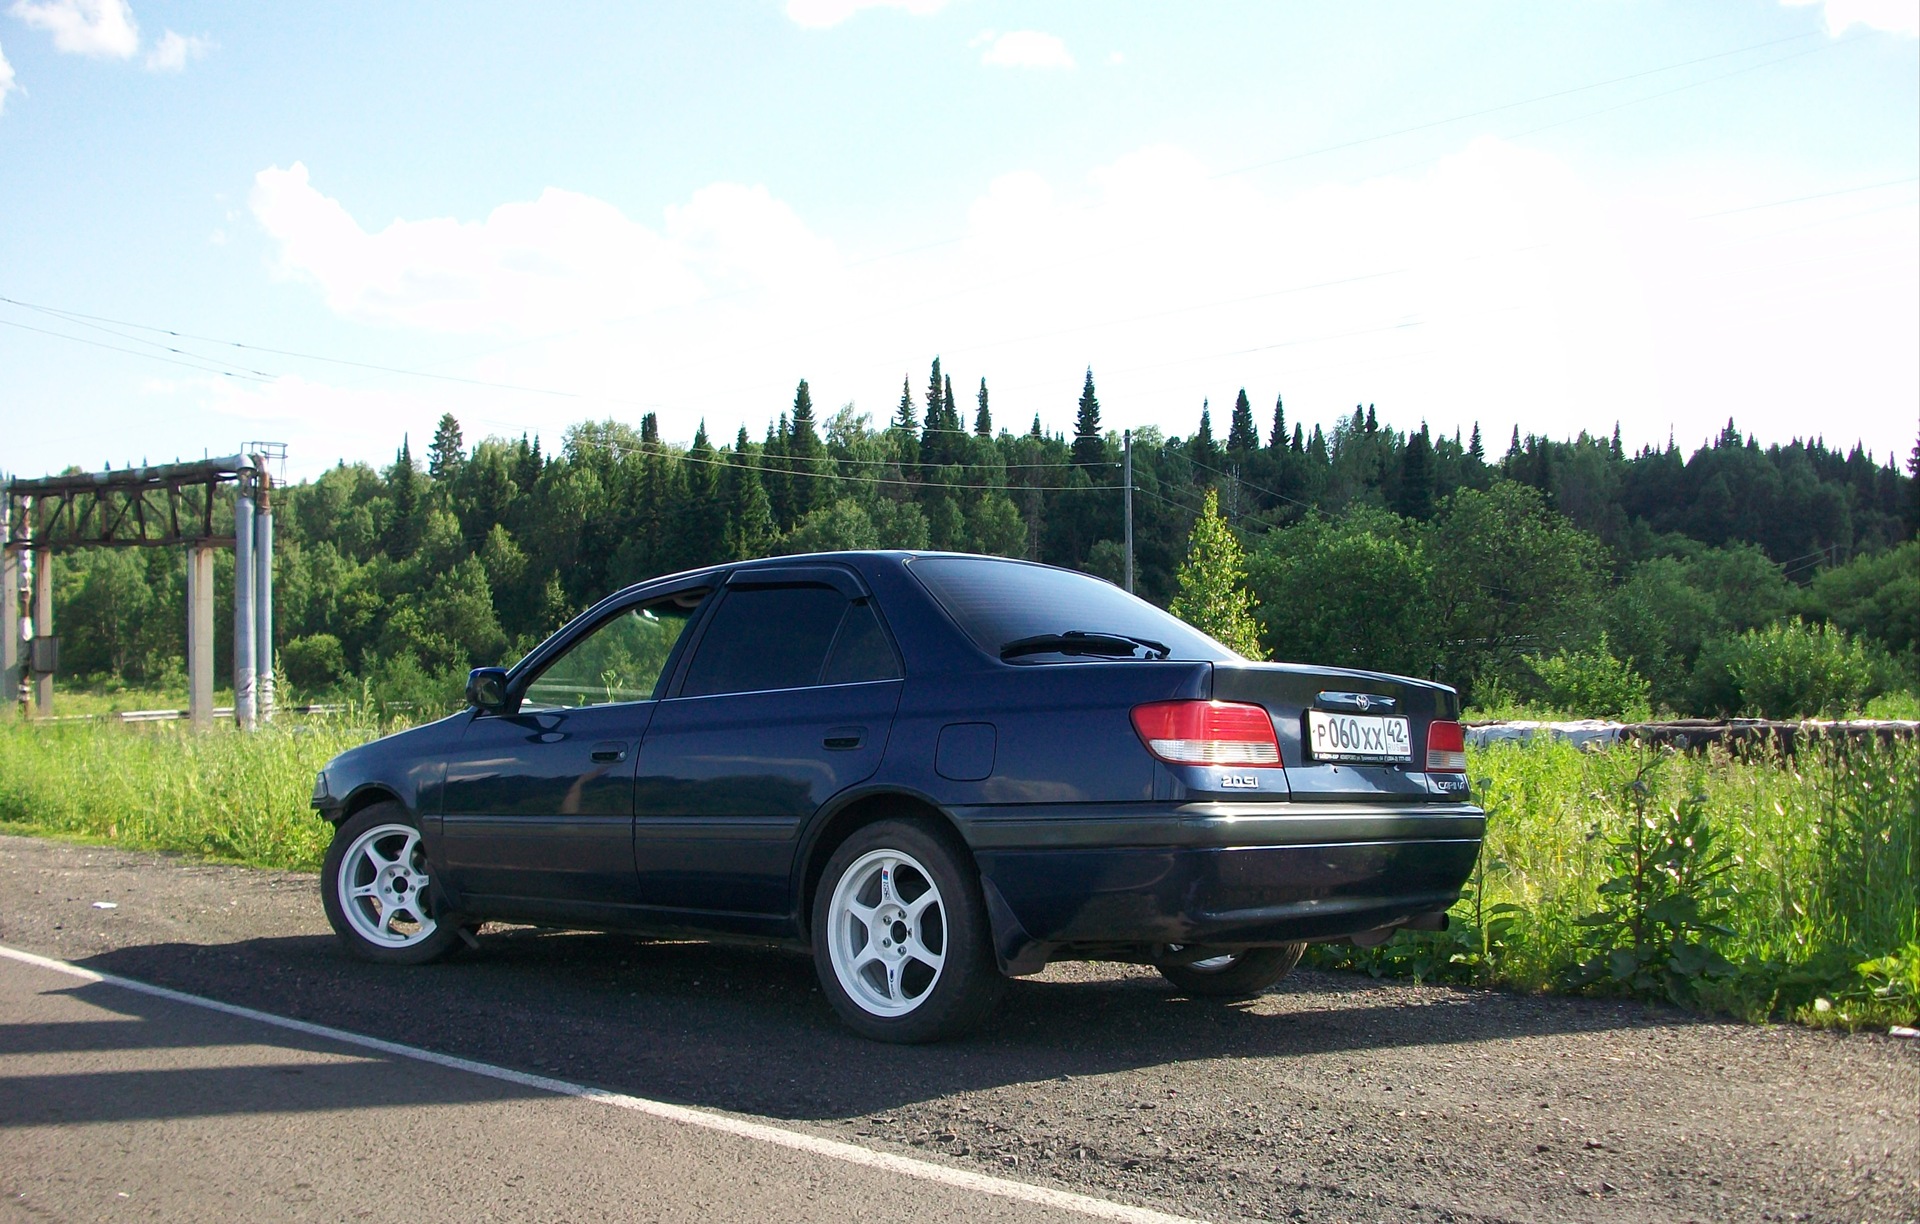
[0,833,1914,1223]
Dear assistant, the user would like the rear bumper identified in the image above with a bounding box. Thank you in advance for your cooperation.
[957,802,1484,973]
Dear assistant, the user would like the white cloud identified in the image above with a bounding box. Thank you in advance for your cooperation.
[980,29,1073,69]
[9,0,138,58]
[249,162,834,337]
[0,40,17,114]
[784,0,948,29]
[239,140,1917,478]
[1782,0,1919,36]
[145,29,210,72]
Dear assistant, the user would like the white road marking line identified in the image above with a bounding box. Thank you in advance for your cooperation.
[0,943,1202,1224]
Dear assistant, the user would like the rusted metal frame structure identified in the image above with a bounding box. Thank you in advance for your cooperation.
[2,455,274,729]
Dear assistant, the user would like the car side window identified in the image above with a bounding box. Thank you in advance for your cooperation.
[522,598,701,709]
[679,585,854,698]
[822,599,901,685]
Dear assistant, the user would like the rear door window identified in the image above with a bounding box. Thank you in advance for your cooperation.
[679,585,851,698]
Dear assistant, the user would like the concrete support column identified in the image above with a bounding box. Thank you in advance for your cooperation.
[233,480,256,731]
[30,548,52,718]
[254,480,274,722]
[1,546,18,719]
[186,543,214,728]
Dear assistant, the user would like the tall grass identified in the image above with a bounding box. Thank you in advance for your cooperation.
[2,716,1913,1025]
[0,715,385,870]
[1314,738,1920,1026]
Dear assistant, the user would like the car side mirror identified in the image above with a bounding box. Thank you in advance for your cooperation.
[466,667,510,713]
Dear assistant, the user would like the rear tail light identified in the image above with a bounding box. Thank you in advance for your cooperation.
[1426,720,1466,772]
[1131,700,1282,767]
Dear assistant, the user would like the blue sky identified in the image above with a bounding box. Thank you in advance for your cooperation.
[1,0,1915,481]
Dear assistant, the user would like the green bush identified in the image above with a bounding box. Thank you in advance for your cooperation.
[1530,635,1652,719]
[1691,619,1879,718]
[280,633,347,693]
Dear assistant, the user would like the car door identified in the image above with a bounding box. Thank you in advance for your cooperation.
[632,566,904,919]
[439,586,709,907]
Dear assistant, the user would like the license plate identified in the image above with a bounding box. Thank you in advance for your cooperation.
[1306,710,1411,762]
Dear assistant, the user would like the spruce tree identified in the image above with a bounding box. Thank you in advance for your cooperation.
[922,358,947,467]
[1191,400,1217,471]
[1268,394,1287,454]
[428,413,465,483]
[788,380,822,522]
[726,427,776,560]
[1169,488,1264,659]
[515,434,543,494]
[1468,422,1485,463]
[1292,423,1304,454]
[1397,424,1435,520]
[1227,388,1258,454]
[640,412,660,447]
[944,374,959,436]
[1030,414,1044,440]
[892,376,920,471]
[677,421,728,568]
[386,435,421,560]
[1364,404,1378,435]
[1071,368,1105,469]
[974,378,992,437]
[1907,427,1920,537]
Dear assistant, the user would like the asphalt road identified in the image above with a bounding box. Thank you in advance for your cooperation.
[0,834,1914,1223]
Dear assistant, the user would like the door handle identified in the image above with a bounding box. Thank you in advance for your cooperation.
[590,742,629,763]
[823,727,865,751]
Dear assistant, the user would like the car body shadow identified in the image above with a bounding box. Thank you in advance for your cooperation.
[50,928,1693,1124]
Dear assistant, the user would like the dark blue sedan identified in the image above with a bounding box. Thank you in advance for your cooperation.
[312,551,1483,1042]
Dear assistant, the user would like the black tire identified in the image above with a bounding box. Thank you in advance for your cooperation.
[810,818,1004,1043]
[321,803,461,965]
[1157,943,1305,999]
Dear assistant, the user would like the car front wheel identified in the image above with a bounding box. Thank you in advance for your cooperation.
[321,803,460,965]
[811,819,1003,1043]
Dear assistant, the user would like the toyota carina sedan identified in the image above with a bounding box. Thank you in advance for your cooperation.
[312,551,1484,1042]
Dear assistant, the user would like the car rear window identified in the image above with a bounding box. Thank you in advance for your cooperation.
[908,556,1236,663]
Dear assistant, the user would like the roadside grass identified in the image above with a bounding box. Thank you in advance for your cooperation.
[1312,737,1920,1028]
[2,713,1913,1028]
[0,715,384,871]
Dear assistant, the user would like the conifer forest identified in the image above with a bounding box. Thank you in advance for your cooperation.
[46,361,1920,719]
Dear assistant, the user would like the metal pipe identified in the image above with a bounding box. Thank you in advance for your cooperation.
[253,467,274,722]
[1,496,18,717]
[233,476,256,730]
[1123,430,1135,595]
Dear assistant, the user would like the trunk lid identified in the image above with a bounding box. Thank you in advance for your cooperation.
[1209,662,1461,803]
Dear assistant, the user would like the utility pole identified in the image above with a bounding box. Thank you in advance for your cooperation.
[1123,429,1135,595]
[233,466,256,730]
[254,460,274,723]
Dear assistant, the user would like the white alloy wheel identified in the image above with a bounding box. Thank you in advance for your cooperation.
[335,823,439,948]
[825,848,947,1017]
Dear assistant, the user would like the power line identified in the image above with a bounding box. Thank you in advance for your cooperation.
[0,317,273,383]
[1213,30,1827,181]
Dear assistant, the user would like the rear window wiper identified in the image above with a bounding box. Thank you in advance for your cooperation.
[999,630,1170,661]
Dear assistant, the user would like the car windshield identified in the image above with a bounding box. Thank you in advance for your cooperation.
[908,555,1238,664]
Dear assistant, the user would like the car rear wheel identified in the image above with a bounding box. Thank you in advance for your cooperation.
[321,804,460,965]
[812,819,1003,1043]
[1157,943,1305,998]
